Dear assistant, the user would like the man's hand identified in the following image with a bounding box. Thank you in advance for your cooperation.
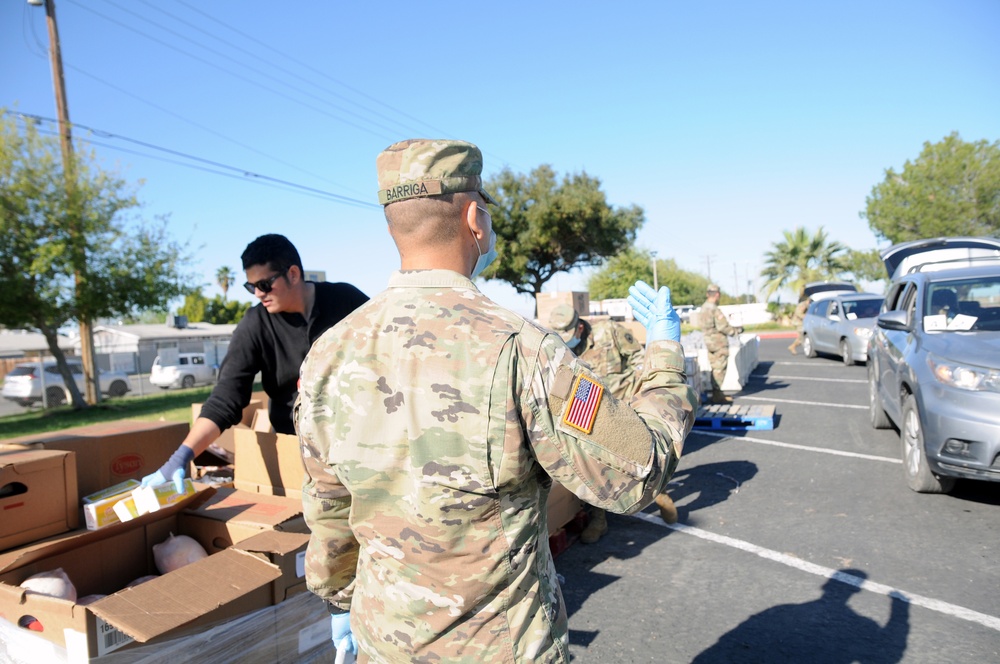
[628,280,682,344]
[140,445,194,493]
[331,612,357,656]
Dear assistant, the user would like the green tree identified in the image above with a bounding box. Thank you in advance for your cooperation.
[863,132,1000,243]
[483,165,644,315]
[0,114,192,408]
[760,227,849,300]
[216,266,236,301]
[177,291,209,322]
[844,248,888,288]
[204,296,249,324]
[588,247,712,305]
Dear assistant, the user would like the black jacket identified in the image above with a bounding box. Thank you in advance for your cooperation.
[199,281,369,434]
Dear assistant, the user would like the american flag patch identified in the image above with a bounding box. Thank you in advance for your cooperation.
[562,374,604,434]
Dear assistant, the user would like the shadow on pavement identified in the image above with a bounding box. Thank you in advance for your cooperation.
[691,569,910,663]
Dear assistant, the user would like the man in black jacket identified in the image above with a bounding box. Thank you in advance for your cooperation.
[143,234,368,490]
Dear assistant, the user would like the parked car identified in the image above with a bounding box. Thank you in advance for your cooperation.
[868,236,1000,493]
[801,293,884,365]
[675,305,697,323]
[1,359,132,407]
[150,351,216,390]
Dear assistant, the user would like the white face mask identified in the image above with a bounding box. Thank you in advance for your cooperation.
[471,206,498,279]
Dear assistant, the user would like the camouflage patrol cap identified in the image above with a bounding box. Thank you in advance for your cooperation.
[376,139,499,206]
[547,304,580,342]
[707,284,720,293]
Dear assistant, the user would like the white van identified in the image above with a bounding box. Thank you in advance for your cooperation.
[150,351,216,389]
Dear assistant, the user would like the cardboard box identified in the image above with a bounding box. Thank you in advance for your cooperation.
[233,429,304,499]
[180,487,308,553]
[0,449,79,552]
[236,530,311,603]
[1,420,189,500]
[545,482,584,536]
[0,488,285,660]
[191,399,262,464]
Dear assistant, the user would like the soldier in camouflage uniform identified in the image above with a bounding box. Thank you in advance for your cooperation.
[547,304,680,533]
[295,138,698,663]
[787,295,811,355]
[700,284,743,404]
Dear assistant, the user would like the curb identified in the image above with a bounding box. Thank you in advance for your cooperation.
[754,331,798,339]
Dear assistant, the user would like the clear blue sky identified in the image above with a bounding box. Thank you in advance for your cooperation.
[3,0,998,316]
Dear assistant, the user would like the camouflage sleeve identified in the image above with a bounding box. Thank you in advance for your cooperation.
[715,307,739,336]
[522,334,697,515]
[294,389,359,611]
[613,323,645,400]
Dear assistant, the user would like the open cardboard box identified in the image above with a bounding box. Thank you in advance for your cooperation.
[233,429,305,499]
[0,449,79,553]
[0,487,288,660]
[1,420,189,500]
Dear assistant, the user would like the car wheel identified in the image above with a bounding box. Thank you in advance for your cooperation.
[840,339,854,367]
[181,375,195,389]
[45,386,67,407]
[107,380,129,398]
[868,362,892,429]
[901,394,956,494]
[802,334,816,358]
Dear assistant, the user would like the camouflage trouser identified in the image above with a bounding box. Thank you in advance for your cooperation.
[708,348,729,392]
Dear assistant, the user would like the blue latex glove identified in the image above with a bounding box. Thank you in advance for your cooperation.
[140,445,194,493]
[628,280,682,343]
[330,612,357,655]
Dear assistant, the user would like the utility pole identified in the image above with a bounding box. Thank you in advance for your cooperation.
[703,255,716,283]
[31,0,99,404]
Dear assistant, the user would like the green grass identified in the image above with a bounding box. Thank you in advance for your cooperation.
[0,386,215,440]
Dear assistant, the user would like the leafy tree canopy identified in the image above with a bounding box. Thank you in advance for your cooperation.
[760,227,849,300]
[843,248,888,288]
[863,132,1000,243]
[588,247,726,305]
[0,112,194,404]
[482,165,644,313]
[178,290,249,325]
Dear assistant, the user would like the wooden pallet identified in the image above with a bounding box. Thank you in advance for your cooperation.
[694,403,775,431]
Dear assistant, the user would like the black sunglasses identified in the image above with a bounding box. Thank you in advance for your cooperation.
[243,268,288,294]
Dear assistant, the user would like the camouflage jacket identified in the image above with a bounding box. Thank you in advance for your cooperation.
[295,270,697,663]
[700,300,739,352]
[577,319,644,400]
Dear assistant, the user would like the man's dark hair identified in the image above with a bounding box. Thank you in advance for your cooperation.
[241,234,303,273]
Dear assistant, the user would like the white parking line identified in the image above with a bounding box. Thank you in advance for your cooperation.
[631,512,1000,632]
[738,395,867,409]
[749,375,867,384]
[693,430,900,463]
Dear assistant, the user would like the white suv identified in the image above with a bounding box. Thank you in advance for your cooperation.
[150,351,216,390]
[2,360,133,407]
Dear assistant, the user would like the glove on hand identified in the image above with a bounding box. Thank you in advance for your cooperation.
[628,280,682,344]
[141,445,194,493]
[331,612,358,655]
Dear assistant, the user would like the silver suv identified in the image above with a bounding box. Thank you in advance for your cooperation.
[868,237,1000,493]
[2,359,133,407]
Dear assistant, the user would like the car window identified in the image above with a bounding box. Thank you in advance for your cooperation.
[192,356,205,365]
[9,366,36,377]
[828,302,841,318]
[842,298,883,319]
[179,357,189,365]
[901,285,918,325]
[44,365,61,375]
[924,275,1000,332]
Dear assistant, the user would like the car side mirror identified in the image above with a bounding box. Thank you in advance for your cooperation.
[877,310,910,331]
[829,314,841,322]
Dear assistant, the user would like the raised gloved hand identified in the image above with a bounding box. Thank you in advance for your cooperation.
[141,445,194,493]
[628,280,682,344]
[331,612,357,656]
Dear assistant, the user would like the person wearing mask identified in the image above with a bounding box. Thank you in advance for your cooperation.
[143,234,368,490]
[295,138,698,662]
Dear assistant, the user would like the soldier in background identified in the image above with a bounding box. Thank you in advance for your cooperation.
[701,284,743,404]
[294,138,698,662]
[787,295,811,355]
[548,304,681,531]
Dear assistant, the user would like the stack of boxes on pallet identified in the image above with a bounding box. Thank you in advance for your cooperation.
[0,391,588,662]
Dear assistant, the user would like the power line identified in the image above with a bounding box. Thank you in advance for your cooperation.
[13,111,378,209]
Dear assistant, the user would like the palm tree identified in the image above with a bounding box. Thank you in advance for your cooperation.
[760,227,849,300]
[216,266,236,301]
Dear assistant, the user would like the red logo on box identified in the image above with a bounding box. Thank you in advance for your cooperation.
[112,454,144,475]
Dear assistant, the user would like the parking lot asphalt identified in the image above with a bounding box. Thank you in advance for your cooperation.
[557,336,1000,663]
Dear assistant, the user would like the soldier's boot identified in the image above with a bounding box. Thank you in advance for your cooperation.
[655,492,678,524]
[710,388,732,405]
[580,508,608,544]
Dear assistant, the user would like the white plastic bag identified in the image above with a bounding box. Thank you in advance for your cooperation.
[153,533,208,574]
[19,568,77,602]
